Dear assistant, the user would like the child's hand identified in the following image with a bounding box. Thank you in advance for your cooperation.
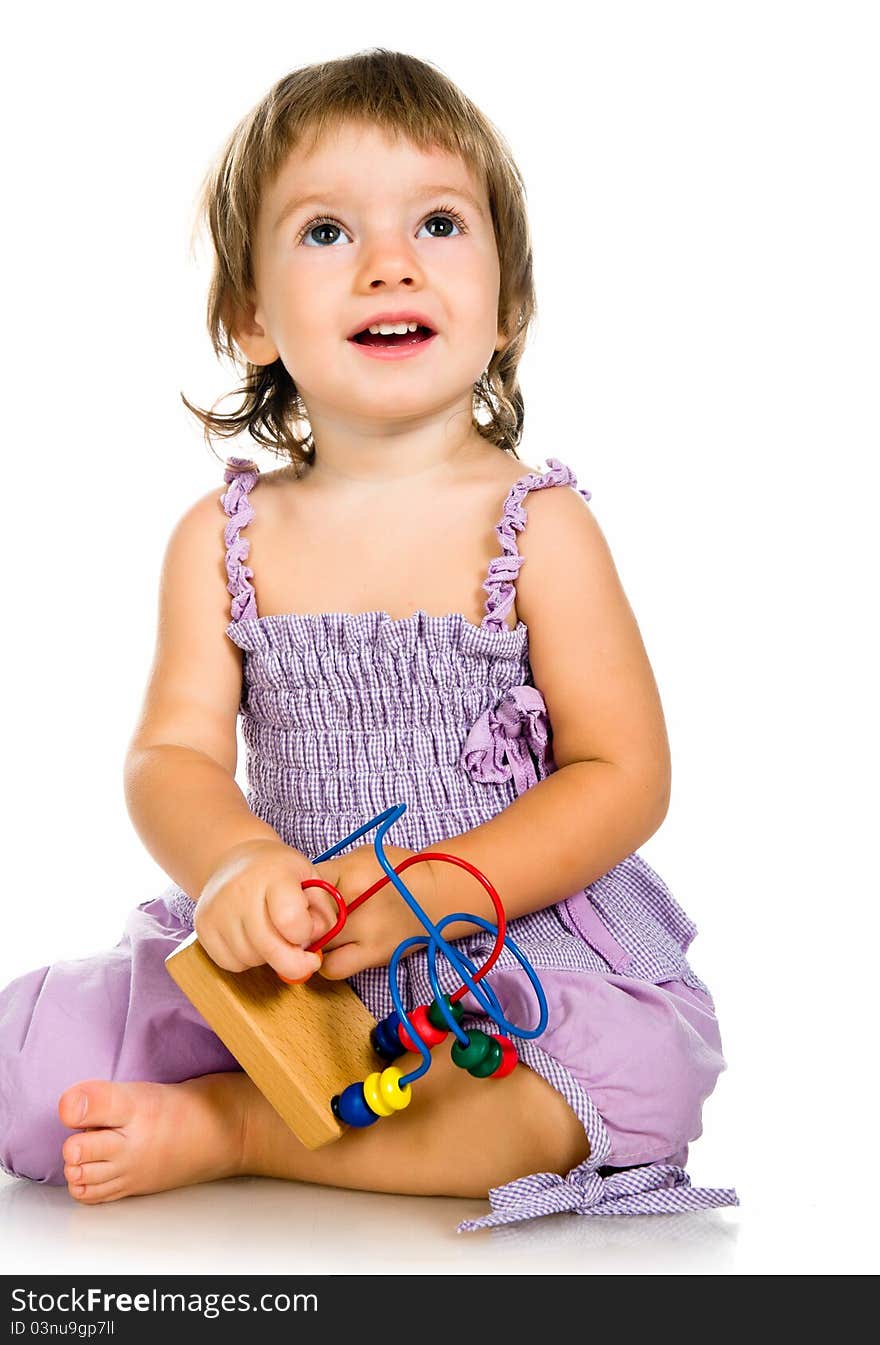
[310,844,439,981]
[194,839,340,983]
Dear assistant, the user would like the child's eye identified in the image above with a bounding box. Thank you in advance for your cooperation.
[296,206,469,247]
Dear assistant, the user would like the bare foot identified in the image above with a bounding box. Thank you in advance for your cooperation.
[56,1074,251,1204]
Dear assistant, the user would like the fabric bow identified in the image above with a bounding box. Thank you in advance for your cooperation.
[457,1163,740,1231]
[460,685,554,796]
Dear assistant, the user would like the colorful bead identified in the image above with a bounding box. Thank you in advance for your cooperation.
[427,995,465,1031]
[371,1013,405,1062]
[332,1082,379,1128]
[379,1066,412,1112]
[469,1036,504,1078]
[362,1071,395,1117]
[451,1029,493,1071]
[489,1035,518,1078]
[397,1003,448,1052]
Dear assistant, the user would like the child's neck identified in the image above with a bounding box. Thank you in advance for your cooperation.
[300,431,494,497]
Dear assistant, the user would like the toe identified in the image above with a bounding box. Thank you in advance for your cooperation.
[63,1127,122,1167]
[58,1079,132,1130]
[61,1134,83,1165]
[69,1175,128,1205]
[58,1084,90,1128]
[66,1158,114,1188]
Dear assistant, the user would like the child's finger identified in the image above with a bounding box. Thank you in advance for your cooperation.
[276,949,323,985]
[265,884,314,945]
[318,941,364,981]
[199,928,249,974]
[306,885,344,938]
[307,905,337,947]
[226,922,264,968]
[255,916,323,982]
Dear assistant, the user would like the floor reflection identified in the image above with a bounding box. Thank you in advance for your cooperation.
[482,1205,740,1264]
[0,1172,740,1275]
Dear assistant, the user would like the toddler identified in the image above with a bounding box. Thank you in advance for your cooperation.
[0,49,737,1229]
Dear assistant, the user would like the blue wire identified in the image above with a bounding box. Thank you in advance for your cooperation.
[309,802,407,865]
[424,924,506,1031]
[308,804,549,1089]
[431,913,549,1041]
[387,937,433,1084]
[386,936,503,1085]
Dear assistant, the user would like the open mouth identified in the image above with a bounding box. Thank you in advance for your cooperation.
[350,325,435,347]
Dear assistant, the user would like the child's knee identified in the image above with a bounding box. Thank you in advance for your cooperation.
[597,993,726,1167]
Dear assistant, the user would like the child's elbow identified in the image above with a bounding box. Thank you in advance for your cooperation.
[644,728,672,827]
[626,754,671,836]
[655,756,672,823]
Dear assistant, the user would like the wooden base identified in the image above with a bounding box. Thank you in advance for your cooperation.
[165,933,379,1149]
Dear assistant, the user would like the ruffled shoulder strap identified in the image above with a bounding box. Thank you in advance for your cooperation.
[220,456,261,623]
[481,457,592,633]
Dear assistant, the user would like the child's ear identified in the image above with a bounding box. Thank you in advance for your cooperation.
[226,292,279,366]
[495,311,516,354]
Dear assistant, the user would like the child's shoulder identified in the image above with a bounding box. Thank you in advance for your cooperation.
[491,453,543,489]
[212,457,303,522]
[483,452,593,530]
[227,458,303,492]
[255,461,306,488]
[162,460,297,566]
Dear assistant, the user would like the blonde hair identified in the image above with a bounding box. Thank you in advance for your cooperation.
[181,48,537,470]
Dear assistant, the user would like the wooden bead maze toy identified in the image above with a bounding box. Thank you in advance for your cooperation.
[165,803,548,1148]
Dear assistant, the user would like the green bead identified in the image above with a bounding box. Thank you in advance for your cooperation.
[451,1029,492,1070]
[428,995,464,1030]
[469,1038,504,1078]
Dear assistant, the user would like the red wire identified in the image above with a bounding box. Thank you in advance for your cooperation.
[302,852,506,1003]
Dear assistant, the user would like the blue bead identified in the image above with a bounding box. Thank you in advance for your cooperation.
[334,1082,380,1128]
[371,1012,405,1061]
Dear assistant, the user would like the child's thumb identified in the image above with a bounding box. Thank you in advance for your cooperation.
[317,942,362,981]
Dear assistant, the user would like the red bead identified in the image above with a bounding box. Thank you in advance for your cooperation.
[397,1003,448,1052]
[489,1035,518,1078]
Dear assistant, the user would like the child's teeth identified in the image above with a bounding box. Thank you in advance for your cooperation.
[368,322,420,335]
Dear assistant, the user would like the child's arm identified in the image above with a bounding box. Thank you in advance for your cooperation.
[123,492,281,902]
[425,486,672,938]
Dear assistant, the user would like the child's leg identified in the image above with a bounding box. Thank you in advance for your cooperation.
[58,1045,589,1204]
[243,1044,590,1197]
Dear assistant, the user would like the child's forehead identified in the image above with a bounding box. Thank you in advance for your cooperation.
[267,121,483,203]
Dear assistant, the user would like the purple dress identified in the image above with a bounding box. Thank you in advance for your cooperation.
[0,455,738,1227]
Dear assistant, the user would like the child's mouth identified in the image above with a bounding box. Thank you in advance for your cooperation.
[348,326,438,361]
[351,325,435,347]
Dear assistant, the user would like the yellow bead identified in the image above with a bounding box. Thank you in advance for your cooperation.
[362,1071,394,1117]
[380,1066,412,1112]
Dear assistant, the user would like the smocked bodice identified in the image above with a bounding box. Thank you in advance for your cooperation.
[219,457,589,867]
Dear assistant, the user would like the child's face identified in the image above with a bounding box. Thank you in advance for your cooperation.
[238,120,505,431]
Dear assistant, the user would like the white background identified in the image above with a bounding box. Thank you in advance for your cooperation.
[1,0,877,1275]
